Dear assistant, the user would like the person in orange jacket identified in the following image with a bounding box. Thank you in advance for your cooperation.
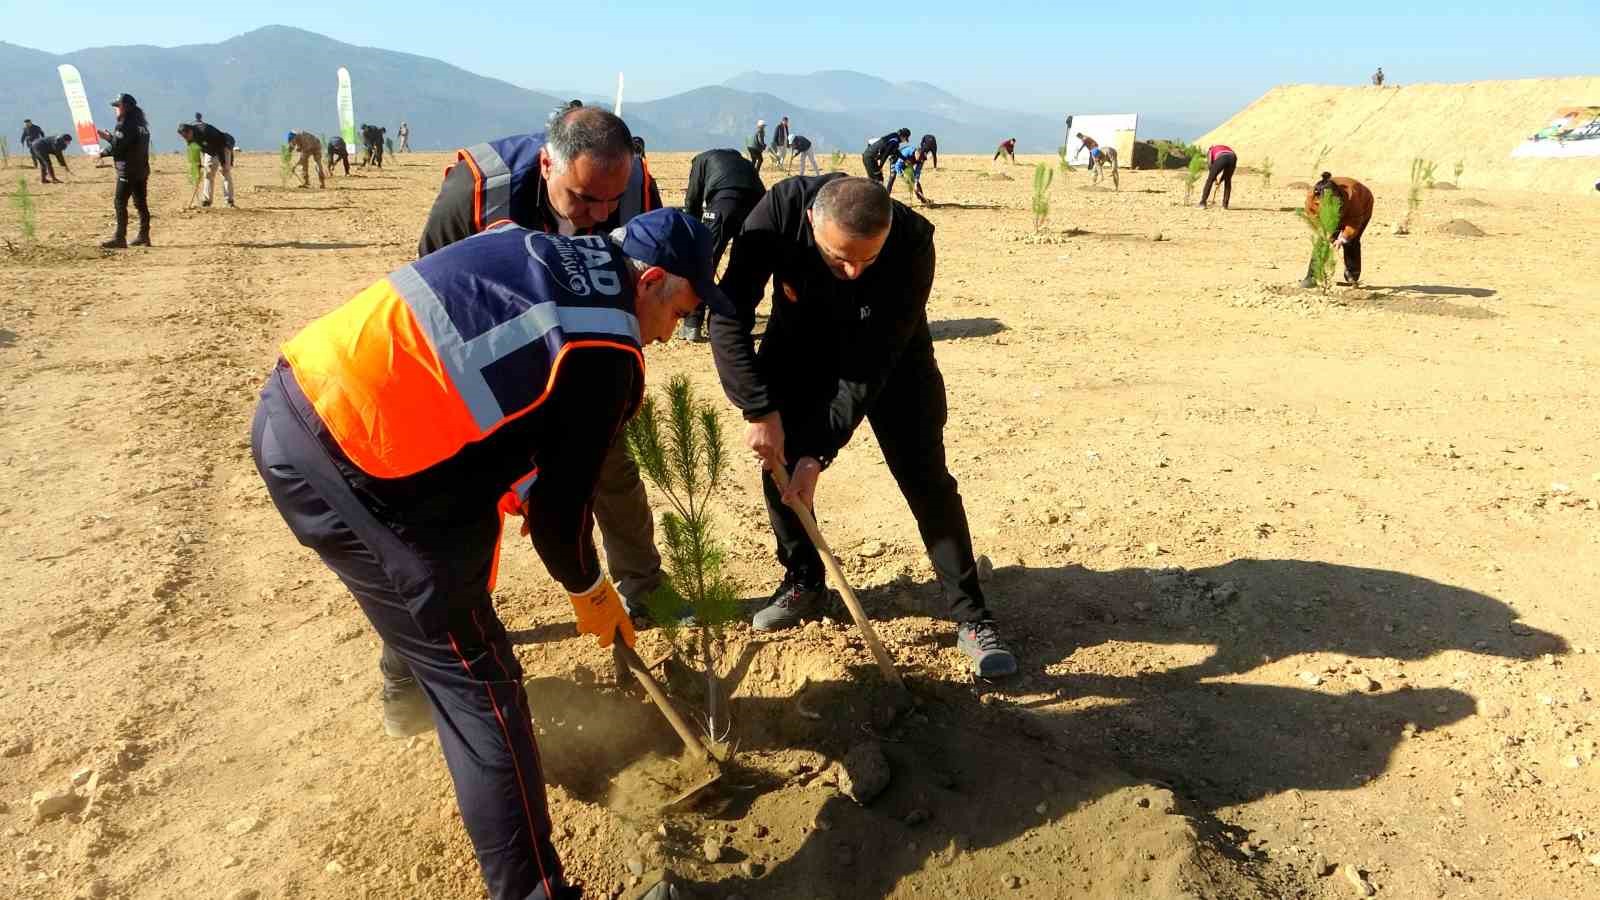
[1301,172,1375,286]
[250,208,719,900]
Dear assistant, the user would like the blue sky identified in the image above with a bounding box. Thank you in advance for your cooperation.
[2,2,1593,128]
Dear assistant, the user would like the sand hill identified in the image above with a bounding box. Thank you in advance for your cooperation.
[1199,77,1600,195]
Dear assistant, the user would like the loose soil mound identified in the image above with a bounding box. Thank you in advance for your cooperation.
[1199,77,1600,195]
[1440,218,1487,236]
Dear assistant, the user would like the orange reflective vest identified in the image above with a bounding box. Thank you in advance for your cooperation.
[282,225,645,480]
[445,134,658,234]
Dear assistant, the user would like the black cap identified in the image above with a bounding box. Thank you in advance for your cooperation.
[110,93,136,108]
[620,209,733,317]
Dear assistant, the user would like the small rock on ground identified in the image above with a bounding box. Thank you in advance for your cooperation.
[1001,873,1021,889]
[1341,863,1375,896]
[837,741,892,805]
[702,838,723,863]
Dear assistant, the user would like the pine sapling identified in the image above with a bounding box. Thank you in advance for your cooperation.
[1031,162,1053,231]
[279,143,294,188]
[1183,150,1206,205]
[830,149,845,171]
[625,375,740,740]
[1401,157,1426,233]
[1298,189,1343,293]
[12,176,37,242]
[1420,159,1438,188]
[1155,143,1171,172]
[1260,156,1274,190]
[1057,145,1071,174]
[186,142,202,186]
[1453,160,1464,184]
[0,136,9,169]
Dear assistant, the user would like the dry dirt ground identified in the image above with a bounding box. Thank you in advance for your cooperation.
[2,151,1598,900]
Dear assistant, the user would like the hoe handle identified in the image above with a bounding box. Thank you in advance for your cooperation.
[614,638,709,763]
[769,466,905,690]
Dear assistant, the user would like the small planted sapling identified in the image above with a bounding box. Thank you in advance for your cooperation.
[1260,156,1274,190]
[186,142,202,186]
[1057,145,1071,174]
[0,136,9,169]
[1155,142,1171,172]
[1399,157,1427,233]
[626,374,741,741]
[1299,188,1343,292]
[279,143,294,188]
[1183,149,1206,205]
[1031,162,1053,231]
[830,149,845,171]
[12,176,37,242]
[1453,159,1464,184]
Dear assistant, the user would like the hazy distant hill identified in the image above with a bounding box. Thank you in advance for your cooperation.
[0,27,1205,155]
[0,26,565,152]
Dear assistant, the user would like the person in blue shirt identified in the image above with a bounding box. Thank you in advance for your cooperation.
[884,143,928,203]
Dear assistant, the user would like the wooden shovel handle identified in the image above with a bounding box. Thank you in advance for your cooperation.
[613,637,709,763]
[769,466,905,690]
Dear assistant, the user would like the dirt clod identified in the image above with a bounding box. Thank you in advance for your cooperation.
[1342,864,1376,896]
[837,741,892,805]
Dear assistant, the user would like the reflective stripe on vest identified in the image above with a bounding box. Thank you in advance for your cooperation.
[282,228,643,479]
[457,134,654,235]
[456,141,515,233]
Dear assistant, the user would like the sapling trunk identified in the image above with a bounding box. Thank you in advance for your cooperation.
[1261,157,1273,190]
[626,375,739,742]
[1057,145,1070,174]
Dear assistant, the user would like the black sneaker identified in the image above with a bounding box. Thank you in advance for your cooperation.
[751,577,824,631]
[99,237,127,249]
[957,621,1018,678]
[381,682,434,738]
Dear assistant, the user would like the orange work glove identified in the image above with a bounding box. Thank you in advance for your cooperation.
[568,577,635,649]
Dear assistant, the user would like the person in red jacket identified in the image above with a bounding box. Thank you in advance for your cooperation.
[993,138,1016,163]
[1198,143,1237,209]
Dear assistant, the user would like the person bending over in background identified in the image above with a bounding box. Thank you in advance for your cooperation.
[1198,143,1236,209]
[1300,172,1374,287]
[993,137,1016,163]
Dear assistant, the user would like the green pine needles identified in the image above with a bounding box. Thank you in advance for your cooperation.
[1402,157,1429,232]
[830,149,845,171]
[279,143,294,188]
[1299,188,1343,292]
[186,142,202,186]
[626,374,740,735]
[1183,149,1206,205]
[1260,156,1274,190]
[1453,160,1465,183]
[1,137,9,169]
[1031,163,1053,231]
[12,176,36,242]
[1057,145,1071,174]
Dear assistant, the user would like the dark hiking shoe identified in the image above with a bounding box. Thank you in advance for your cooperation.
[751,578,825,632]
[100,236,127,249]
[129,233,151,247]
[381,682,434,739]
[957,621,1018,678]
[624,869,695,900]
[200,200,211,208]
[1298,276,1317,289]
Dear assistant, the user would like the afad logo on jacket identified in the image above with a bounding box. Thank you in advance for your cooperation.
[530,233,623,298]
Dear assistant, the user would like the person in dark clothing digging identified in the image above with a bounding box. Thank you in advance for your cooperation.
[678,147,766,341]
[861,128,910,184]
[30,134,71,183]
[708,174,1019,678]
[919,133,938,169]
[1198,143,1237,209]
[327,135,351,176]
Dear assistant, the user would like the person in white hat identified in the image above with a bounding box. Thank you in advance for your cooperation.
[747,119,767,173]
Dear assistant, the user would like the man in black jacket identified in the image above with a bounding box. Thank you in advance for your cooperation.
[20,119,45,168]
[708,175,1018,678]
[862,128,911,184]
[919,133,938,169]
[326,135,351,176]
[679,148,766,341]
[360,123,386,168]
[30,134,70,183]
[178,121,236,207]
[98,94,151,248]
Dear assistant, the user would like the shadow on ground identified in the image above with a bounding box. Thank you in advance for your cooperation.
[232,240,403,251]
[930,318,1006,341]
[519,557,1564,898]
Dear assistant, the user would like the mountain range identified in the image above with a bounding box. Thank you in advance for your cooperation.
[0,26,1204,154]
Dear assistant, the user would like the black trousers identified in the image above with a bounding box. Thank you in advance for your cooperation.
[250,365,570,900]
[1200,152,1236,207]
[748,147,763,174]
[113,178,150,239]
[763,327,991,623]
[704,191,759,270]
[329,148,350,175]
[861,150,885,183]
[33,149,56,182]
[1304,236,1362,283]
